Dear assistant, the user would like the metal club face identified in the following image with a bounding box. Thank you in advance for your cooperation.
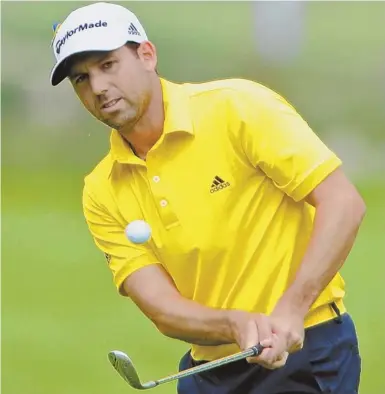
[108,350,157,390]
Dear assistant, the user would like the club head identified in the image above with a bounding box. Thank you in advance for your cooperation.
[108,350,157,390]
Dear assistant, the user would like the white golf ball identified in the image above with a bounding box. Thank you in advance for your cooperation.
[125,220,152,244]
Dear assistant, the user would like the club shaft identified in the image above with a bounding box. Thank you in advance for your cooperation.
[154,344,263,386]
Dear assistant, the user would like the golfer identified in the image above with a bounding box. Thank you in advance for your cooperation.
[50,3,366,393]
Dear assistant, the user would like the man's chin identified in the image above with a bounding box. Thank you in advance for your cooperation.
[96,107,138,130]
[102,116,136,132]
[100,113,125,129]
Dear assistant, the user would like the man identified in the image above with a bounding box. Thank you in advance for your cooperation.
[50,3,365,393]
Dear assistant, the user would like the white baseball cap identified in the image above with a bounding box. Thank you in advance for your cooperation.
[50,2,148,86]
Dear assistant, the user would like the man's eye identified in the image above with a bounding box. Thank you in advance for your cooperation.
[75,75,87,84]
[102,61,114,69]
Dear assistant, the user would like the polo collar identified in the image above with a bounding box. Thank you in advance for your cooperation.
[161,78,194,136]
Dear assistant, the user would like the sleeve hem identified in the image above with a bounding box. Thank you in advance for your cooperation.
[290,156,342,202]
[114,257,161,296]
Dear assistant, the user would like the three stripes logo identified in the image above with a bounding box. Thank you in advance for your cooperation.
[210,176,230,193]
[128,23,140,36]
[104,253,111,264]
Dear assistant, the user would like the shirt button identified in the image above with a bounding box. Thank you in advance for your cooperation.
[160,199,168,207]
[153,176,160,183]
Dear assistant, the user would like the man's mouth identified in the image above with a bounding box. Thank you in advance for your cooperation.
[101,98,121,109]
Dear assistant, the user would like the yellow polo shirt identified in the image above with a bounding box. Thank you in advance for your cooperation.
[83,78,346,361]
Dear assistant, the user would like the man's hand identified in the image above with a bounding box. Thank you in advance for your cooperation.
[228,310,291,370]
[272,315,304,354]
[263,307,305,366]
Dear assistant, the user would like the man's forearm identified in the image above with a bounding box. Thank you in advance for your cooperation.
[275,196,366,316]
[123,265,245,347]
[153,297,239,346]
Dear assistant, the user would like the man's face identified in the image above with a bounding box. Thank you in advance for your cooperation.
[68,43,156,131]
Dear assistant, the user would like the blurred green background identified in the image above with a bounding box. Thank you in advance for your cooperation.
[2,1,384,394]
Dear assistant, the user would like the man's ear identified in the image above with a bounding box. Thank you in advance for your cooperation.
[137,41,158,72]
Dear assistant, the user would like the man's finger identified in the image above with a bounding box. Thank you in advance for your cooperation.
[287,334,304,354]
[244,319,259,350]
[247,350,289,369]
[255,314,272,344]
[254,333,287,366]
[245,315,273,363]
[261,351,289,369]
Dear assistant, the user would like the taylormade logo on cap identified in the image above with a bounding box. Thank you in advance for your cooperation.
[56,20,108,54]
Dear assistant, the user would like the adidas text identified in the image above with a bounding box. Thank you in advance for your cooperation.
[210,181,230,193]
[56,20,108,54]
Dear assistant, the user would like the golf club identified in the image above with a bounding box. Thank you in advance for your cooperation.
[108,344,264,390]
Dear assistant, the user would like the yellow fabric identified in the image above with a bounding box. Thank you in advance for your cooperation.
[83,78,344,361]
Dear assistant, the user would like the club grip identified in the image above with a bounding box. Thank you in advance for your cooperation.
[250,343,264,357]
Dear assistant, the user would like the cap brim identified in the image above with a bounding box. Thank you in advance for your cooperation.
[50,39,132,86]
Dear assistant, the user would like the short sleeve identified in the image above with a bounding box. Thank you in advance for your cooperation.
[82,185,159,295]
[232,83,342,202]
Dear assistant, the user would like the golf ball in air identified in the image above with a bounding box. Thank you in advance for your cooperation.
[125,220,152,244]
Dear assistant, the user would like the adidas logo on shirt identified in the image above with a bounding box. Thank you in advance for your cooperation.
[210,176,230,193]
[128,23,140,36]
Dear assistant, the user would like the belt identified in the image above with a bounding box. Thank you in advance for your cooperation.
[304,299,345,328]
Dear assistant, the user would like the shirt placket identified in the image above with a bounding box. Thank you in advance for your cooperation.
[147,164,180,230]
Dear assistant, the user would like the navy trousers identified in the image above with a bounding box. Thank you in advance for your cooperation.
[178,314,361,394]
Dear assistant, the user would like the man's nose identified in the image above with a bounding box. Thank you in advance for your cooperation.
[89,73,109,96]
